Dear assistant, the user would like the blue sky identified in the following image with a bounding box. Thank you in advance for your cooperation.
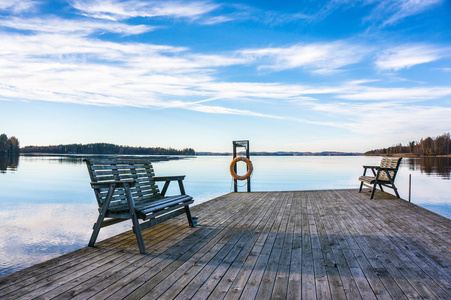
[1,0,450,152]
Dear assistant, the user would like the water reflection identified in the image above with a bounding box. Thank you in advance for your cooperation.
[0,155,19,172]
[18,154,190,165]
[404,157,451,179]
[22,155,84,165]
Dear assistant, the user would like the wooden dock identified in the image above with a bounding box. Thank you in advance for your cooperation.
[1,189,450,299]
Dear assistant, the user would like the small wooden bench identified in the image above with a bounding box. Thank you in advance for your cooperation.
[358,157,402,199]
[85,158,194,254]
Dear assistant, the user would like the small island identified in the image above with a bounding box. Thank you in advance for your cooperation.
[20,143,195,156]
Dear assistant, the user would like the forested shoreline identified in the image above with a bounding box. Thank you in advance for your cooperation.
[4,132,451,157]
[0,134,20,155]
[365,133,451,156]
[21,143,195,155]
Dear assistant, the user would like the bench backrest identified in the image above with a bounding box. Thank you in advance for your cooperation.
[378,157,402,181]
[85,159,162,209]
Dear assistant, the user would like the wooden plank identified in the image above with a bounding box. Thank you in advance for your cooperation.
[189,196,270,299]
[343,192,427,299]
[342,203,409,299]
[316,191,363,299]
[338,190,451,299]
[1,189,450,300]
[311,191,347,300]
[286,191,303,300]
[253,192,292,300]
[8,214,194,299]
[323,191,381,300]
[221,193,287,300]
[99,192,264,299]
[301,191,316,300]
[0,247,103,296]
[307,191,333,300]
[199,193,277,300]
[6,249,130,299]
[237,193,290,300]
[171,192,279,300]
[140,192,267,299]
[68,204,226,299]
[270,192,295,300]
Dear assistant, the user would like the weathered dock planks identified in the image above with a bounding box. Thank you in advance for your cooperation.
[0,189,450,299]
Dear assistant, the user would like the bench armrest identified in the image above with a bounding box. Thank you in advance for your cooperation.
[154,176,187,196]
[361,165,380,176]
[362,165,380,169]
[90,179,136,188]
[154,176,186,181]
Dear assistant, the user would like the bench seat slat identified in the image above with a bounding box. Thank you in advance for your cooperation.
[139,196,193,215]
[358,175,392,184]
[141,200,194,221]
[106,195,191,214]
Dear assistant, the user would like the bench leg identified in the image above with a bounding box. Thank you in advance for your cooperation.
[386,175,401,198]
[89,184,116,247]
[124,183,147,254]
[359,181,364,193]
[392,183,400,198]
[370,187,376,199]
[89,214,104,247]
[131,213,147,254]
[184,205,194,227]
[89,215,105,247]
[370,181,378,199]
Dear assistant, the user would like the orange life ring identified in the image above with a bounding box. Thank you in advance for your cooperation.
[230,156,253,180]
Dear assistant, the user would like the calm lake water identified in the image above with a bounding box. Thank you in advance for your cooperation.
[0,155,450,277]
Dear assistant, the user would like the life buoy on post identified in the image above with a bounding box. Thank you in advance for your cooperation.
[230,156,253,180]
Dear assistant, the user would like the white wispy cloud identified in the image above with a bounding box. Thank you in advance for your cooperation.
[375,44,450,71]
[336,84,451,101]
[240,41,368,74]
[200,15,234,25]
[70,0,219,21]
[0,16,155,35]
[369,0,444,27]
[196,3,312,26]
[2,28,450,125]
[319,0,443,27]
[1,2,450,138]
[0,0,37,13]
[0,30,246,109]
[305,100,451,140]
[182,101,345,129]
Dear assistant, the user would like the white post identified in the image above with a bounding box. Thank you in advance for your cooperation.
[408,174,411,202]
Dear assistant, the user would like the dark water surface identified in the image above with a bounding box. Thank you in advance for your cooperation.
[0,155,449,277]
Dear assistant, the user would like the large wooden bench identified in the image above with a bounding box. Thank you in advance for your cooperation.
[358,157,402,199]
[85,158,194,254]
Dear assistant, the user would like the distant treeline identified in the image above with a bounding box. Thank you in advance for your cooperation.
[365,133,451,156]
[196,151,363,156]
[0,134,20,155]
[21,143,195,155]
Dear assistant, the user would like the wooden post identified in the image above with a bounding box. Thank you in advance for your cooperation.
[409,174,411,202]
[232,140,251,193]
[246,144,251,192]
[233,143,237,192]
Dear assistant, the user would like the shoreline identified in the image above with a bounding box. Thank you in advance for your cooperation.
[365,153,451,158]
[18,153,192,161]
[17,152,451,158]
